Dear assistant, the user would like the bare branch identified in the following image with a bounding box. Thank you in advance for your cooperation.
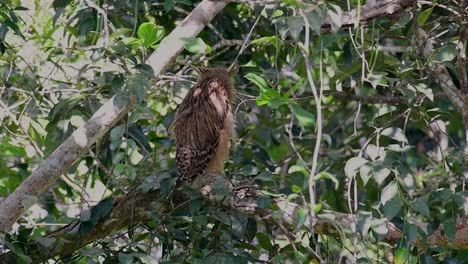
[232,0,415,32]
[434,66,465,113]
[458,25,467,94]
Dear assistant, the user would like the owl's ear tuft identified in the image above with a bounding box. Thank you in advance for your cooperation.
[227,64,238,77]
[193,66,208,75]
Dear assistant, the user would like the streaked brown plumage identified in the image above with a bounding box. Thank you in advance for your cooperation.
[171,66,236,183]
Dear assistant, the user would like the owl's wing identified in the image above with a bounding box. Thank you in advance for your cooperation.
[174,79,230,182]
[176,137,219,181]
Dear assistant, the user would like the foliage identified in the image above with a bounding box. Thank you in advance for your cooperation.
[0,0,467,263]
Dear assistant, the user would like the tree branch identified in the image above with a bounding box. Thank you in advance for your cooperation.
[0,0,231,241]
[299,91,448,105]
[234,0,415,32]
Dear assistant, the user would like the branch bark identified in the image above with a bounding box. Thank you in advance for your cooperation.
[326,0,414,32]
[300,91,448,105]
[0,0,230,241]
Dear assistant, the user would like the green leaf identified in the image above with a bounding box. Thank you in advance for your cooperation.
[256,89,287,108]
[381,127,408,144]
[366,144,385,161]
[181,37,211,54]
[189,198,202,215]
[205,254,245,264]
[129,149,143,165]
[80,247,105,258]
[29,119,47,136]
[327,4,343,31]
[305,10,322,34]
[370,218,388,235]
[90,197,114,223]
[245,73,270,92]
[435,44,457,62]
[292,103,315,127]
[118,253,134,264]
[404,223,420,243]
[394,248,409,264]
[257,196,271,208]
[257,232,274,251]
[137,22,165,48]
[410,198,430,216]
[444,220,456,240]
[313,203,322,214]
[112,152,124,165]
[357,212,372,236]
[164,0,174,12]
[245,218,257,241]
[294,251,307,262]
[373,164,391,186]
[416,8,433,26]
[241,60,257,67]
[53,0,72,9]
[315,172,339,190]
[4,240,32,263]
[345,157,368,178]
[286,16,304,40]
[383,196,402,219]
[291,185,302,193]
[412,83,434,101]
[251,36,281,48]
[381,181,398,206]
[36,237,56,249]
[295,208,307,229]
[14,6,30,11]
[110,125,125,140]
[239,164,259,176]
[359,164,372,186]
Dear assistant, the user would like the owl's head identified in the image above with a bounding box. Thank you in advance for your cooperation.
[193,65,237,80]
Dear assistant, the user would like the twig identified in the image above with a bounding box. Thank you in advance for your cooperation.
[83,0,109,46]
[299,10,322,229]
[457,24,467,94]
[231,15,262,68]
[176,39,243,72]
[299,91,448,105]
[418,0,460,16]
[152,3,224,40]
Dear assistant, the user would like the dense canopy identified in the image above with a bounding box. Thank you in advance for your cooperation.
[0,0,467,263]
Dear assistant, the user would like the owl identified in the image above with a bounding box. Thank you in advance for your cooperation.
[171,66,237,183]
